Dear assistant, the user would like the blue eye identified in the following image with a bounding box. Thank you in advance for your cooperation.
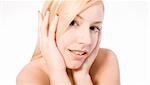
[69,20,78,26]
[90,26,100,32]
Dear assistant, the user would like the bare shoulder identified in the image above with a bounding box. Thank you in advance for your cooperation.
[90,48,120,85]
[16,58,50,85]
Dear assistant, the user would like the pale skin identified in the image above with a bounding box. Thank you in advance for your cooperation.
[16,3,120,85]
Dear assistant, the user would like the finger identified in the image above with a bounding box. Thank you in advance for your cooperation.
[48,14,59,42]
[86,43,99,66]
[89,38,100,64]
[38,11,43,39]
[42,2,51,16]
[38,11,44,47]
[83,38,100,70]
[49,15,59,37]
[41,11,50,38]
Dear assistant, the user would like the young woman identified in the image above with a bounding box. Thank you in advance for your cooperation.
[17,0,120,85]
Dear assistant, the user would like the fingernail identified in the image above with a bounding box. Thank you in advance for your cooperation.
[55,14,58,20]
[56,13,59,16]
[38,11,40,15]
[46,11,49,14]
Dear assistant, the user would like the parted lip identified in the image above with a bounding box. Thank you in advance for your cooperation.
[68,49,88,55]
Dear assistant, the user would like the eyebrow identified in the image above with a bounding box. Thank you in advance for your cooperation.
[92,21,102,24]
[76,15,83,19]
[76,15,103,24]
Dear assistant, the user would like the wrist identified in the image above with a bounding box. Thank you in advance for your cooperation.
[73,69,89,76]
[73,71,90,80]
[48,70,72,85]
[73,74,93,85]
[73,71,93,85]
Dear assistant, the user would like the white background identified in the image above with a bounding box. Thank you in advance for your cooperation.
[0,0,149,85]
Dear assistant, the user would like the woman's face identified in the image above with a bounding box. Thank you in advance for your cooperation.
[57,3,104,69]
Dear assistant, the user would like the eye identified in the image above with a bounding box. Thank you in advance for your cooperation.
[69,20,78,26]
[90,26,101,32]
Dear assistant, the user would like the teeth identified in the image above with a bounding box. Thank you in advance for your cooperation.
[75,51,84,55]
[70,50,85,55]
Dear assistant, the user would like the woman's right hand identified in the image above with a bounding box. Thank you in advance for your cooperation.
[38,11,66,73]
[38,11,72,85]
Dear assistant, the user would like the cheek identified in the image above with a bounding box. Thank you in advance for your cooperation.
[56,37,67,52]
[91,33,100,50]
[57,29,77,47]
[56,33,76,53]
[98,31,102,42]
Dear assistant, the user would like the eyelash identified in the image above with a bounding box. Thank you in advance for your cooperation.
[69,20,101,32]
[69,20,78,26]
[90,26,100,32]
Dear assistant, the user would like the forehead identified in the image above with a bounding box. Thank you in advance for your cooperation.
[78,3,104,23]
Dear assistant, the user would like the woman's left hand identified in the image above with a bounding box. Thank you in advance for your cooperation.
[72,38,100,85]
[73,41,100,75]
[72,40,99,85]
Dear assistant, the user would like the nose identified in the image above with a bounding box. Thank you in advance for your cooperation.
[76,25,91,45]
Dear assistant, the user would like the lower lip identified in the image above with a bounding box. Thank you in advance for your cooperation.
[69,50,87,60]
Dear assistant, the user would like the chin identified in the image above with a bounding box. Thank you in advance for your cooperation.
[66,61,83,70]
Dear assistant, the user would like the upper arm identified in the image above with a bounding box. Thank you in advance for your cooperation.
[94,48,120,85]
[16,61,50,85]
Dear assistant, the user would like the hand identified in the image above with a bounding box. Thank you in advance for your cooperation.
[38,11,72,85]
[38,11,66,72]
[72,34,100,85]
[73,40,100,75]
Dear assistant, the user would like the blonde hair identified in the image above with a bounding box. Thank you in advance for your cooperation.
[31,0,104,61]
